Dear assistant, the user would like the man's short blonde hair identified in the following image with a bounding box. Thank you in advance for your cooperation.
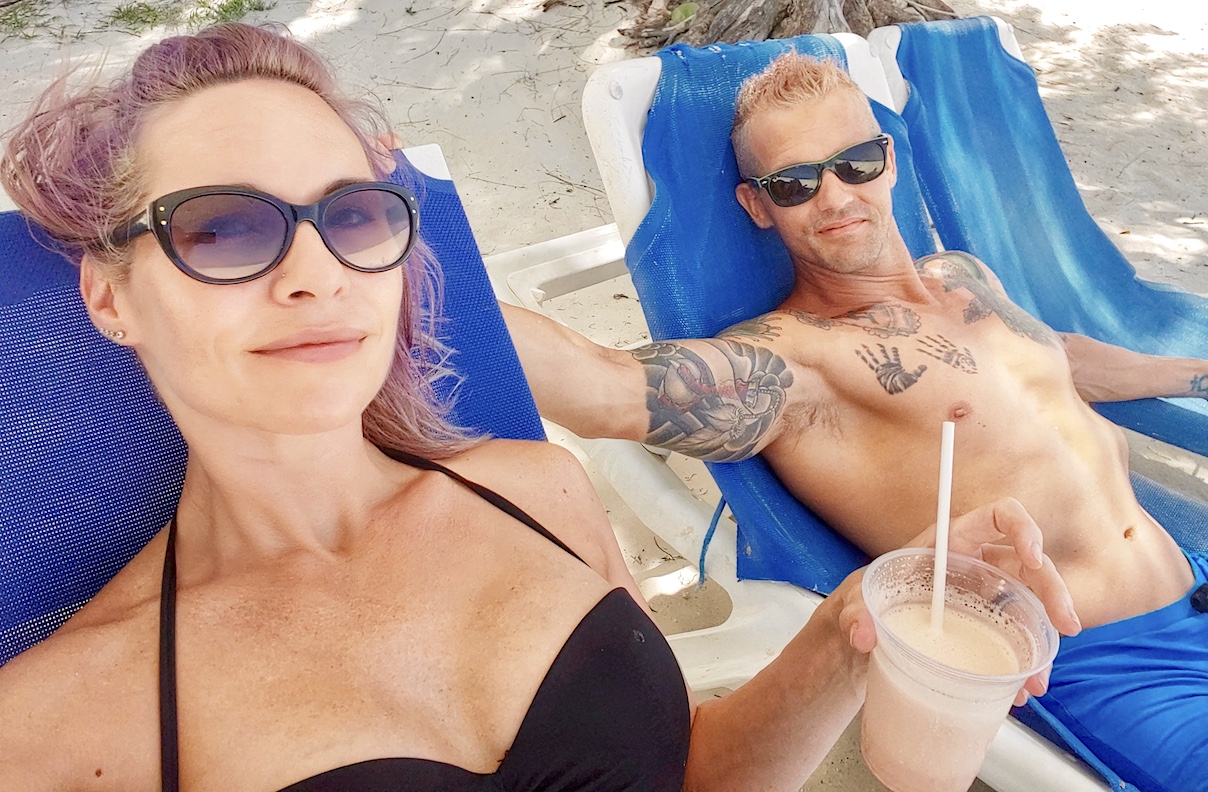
[731,52,879,177]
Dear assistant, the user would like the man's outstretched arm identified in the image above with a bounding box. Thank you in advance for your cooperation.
[500,303,796,461]
[1061,332,1208,403]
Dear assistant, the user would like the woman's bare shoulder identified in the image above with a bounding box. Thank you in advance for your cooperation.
[436,439,616,570]
[0,590,158,789]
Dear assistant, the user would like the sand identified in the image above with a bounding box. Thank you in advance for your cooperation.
[2,2,1205,790]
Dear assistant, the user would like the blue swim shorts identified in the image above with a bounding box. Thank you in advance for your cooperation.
[1039,552,1208,792]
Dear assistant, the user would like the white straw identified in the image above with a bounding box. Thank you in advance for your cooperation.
[930,421,956,632]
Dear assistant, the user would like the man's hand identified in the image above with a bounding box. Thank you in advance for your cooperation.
[831,497,1081,705]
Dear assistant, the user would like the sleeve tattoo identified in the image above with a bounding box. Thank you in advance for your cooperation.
[923,252,1062,350]
[631,339,793,462]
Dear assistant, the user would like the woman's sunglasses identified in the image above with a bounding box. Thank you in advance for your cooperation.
[746,135,890,208]
[112,182,419,284]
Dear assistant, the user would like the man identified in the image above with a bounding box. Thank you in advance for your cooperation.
[502,53,1208,792]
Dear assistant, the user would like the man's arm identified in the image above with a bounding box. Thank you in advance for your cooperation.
[921,252,1208,403]
[499,303,800,461]
[1061,332,1208,403]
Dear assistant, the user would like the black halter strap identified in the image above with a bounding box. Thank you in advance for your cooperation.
[379,446,586,565]
[156,447,585,790]
[159,514,180,792]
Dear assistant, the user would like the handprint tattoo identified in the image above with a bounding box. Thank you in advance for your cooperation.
[917,334,978,373]
[856,344,928,394]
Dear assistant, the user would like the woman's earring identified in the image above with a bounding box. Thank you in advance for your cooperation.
[99,327,126,340]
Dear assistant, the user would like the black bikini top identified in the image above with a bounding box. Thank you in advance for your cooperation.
[158,447,690,791]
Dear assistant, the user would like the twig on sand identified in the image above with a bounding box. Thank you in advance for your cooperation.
[542,168,605,195]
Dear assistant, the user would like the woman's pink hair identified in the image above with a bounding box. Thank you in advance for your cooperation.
[1,23,476,458]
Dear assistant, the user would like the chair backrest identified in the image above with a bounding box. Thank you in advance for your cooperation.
[886,16,1208,459]
[0,149,542,664]
[619,35,943,592]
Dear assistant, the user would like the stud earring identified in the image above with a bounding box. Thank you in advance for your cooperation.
[99,327,126,340]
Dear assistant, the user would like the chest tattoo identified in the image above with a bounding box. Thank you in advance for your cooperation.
[790,303,922,338]
[917,334,977,373]
[856,343,928,395]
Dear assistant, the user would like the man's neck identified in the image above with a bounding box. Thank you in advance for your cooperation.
[783,246,930,316]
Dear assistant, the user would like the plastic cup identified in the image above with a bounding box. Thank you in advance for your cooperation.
[860,548,1059,792]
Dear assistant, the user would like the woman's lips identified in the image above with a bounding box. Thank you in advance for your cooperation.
[253,339,363,363]
[252,328,367,363]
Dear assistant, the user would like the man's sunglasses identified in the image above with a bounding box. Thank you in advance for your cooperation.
[112,182,419,284]
[745,135,890,208]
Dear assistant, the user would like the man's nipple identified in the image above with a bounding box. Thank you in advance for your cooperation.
[947,401,974,421]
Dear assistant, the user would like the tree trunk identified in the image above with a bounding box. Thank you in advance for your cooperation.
[620,0,957,48]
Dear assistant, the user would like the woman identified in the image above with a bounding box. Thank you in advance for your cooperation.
[0,23,1075,791]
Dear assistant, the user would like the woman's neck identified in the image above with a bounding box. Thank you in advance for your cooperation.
[170,422,415,582]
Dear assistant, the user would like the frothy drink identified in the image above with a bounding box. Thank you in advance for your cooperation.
[881,602,1020,675]
[860,550,1058,792]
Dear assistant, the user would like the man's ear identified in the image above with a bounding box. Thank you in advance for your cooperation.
[79,254,126,339]
[735,182,775,230]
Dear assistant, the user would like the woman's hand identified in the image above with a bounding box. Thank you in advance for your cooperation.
[832,497,1082,705]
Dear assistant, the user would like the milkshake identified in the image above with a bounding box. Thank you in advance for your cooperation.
[860,549,1058,792]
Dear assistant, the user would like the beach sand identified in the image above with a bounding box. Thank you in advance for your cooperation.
[2,1,1205,789]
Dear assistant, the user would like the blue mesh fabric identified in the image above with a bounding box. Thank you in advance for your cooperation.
[0,156,542,665]
[893,17,1208,457]
[629,36,939,591]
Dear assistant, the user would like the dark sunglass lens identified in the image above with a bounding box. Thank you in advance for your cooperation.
[170,194,286,281]
[766,167,821,207]
[832,140,887,185]
[323,189,412,271]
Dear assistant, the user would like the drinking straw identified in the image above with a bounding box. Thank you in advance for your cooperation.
[930,421,956,632]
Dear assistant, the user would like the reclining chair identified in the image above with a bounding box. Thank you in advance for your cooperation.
[579,17,1208,792]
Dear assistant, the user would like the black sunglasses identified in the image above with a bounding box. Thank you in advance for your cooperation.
[746,135,890,208]
[112,182,420,284]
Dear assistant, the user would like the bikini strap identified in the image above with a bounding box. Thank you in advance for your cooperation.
[159,514,181,792]
[380,446,587,566]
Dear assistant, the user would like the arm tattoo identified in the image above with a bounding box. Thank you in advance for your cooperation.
[917,334,978,373]
[923,252,1062,349]
[1192,373,1208,398]
[720,315,782,342]
[856,344,927,394]
[789,303,922,338]
[631,339,793,462]
[918,251,990,285]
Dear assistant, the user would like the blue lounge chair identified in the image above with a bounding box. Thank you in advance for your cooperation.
[580,21,1208,792]
[0,146,542,665]
[874,16,1208,470]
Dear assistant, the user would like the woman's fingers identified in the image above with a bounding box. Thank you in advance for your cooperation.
[1016,666,1053,706]
[838,600,878,654]
[979,545,1081,636]
[957,498,1044,568]
[831,570,879,654]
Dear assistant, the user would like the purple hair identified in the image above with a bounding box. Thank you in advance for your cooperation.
[1,23,475,458]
